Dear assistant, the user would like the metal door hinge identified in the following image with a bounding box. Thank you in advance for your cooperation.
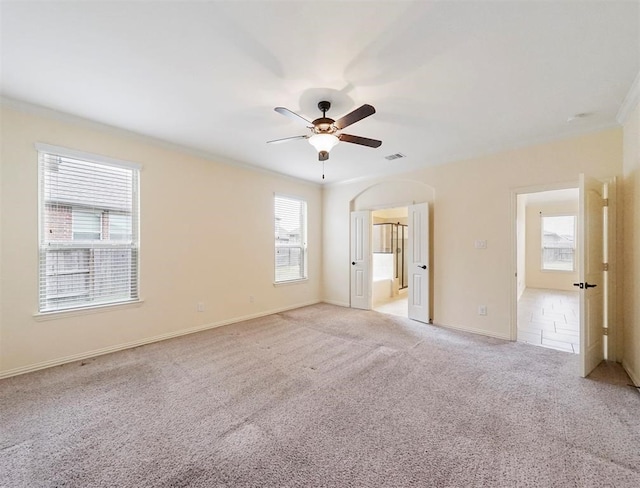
[603,263,609,271]
[603,327,609,336]
[603,198,609,207]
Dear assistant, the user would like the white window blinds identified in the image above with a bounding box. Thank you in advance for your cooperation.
[274,195,307,283]
[38,146,140,312]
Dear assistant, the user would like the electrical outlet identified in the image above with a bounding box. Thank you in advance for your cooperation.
[474,240,487,249]
[197,302,205,312]
[478,305,487,316]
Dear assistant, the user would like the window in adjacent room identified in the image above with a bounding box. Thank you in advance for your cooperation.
[38,144,140,313]
[274,194,307,283]
[541,214,576,271]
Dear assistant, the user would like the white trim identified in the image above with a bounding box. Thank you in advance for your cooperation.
[2,97,320,188]
[326,123,619,189]
[1,300,321,379]
[273,278,308,287]
[33,299,144,321]
[617,71,640,124]
[35,142,142,170]
[623,360,640,388]
[511,180,580,196]
[432,321,511,342]
[509,181,580,342]
[322,299,350,308]
[274,193,308,284]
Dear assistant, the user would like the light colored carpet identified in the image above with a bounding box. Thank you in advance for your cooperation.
[1,303,639,487]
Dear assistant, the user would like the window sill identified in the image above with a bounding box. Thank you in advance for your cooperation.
[33,299,144,321]
[273,278,308,287]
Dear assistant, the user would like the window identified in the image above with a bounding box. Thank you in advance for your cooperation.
[541,215,576,271]
[274,195,307,283]
[72,209,102,240]
[38,144,140,312]
[108,213,133,241]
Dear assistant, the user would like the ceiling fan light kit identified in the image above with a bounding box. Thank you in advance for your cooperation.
[308,133,339,160]
[268,100,382,178]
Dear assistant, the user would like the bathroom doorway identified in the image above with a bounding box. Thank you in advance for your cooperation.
[371,207,408,318]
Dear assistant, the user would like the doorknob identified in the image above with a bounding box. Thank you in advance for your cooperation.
[585,282,597,288]
[418,265,427,270]
[573,282,584,289]
[352,261,356,265]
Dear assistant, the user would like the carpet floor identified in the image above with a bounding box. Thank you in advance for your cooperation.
[1,303,639,487]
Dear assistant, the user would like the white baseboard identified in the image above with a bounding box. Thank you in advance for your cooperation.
[432,321,512,341]
[622,360,640,387]
[322,299,350,308]
[0,300,321,379]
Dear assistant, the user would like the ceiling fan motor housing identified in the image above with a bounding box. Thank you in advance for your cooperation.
[313,101,336,133]
[312,117,336,133]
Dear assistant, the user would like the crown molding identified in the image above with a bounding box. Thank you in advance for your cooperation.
[325,121,620,189]
[617,71,640,124]
[0,96,321,188]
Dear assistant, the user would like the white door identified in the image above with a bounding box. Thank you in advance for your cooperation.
[579,174,605,377]
[350,211,371,310]
[407,203,430,323]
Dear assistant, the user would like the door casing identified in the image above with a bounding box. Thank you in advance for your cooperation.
[509,177,618,371]
[350,202,430,323]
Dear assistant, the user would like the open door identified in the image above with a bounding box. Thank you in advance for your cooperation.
[350,211,371,310]
[579,174,605,377]
[407,203,430,323]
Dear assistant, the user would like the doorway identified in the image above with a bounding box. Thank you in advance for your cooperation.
[512,176,617,377]
[350,202,430,323]
[371,207,409,317]
[515,188,580,353]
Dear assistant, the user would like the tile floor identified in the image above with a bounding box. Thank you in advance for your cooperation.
[376,288,580,355]
[374,292,408,318]
[517,287,580,353]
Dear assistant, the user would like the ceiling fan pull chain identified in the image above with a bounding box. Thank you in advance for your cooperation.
[322,160,325,180]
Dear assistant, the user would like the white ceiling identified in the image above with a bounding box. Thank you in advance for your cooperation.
[1,1,638,184]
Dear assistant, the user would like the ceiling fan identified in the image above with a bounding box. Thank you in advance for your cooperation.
[267,101,382,163]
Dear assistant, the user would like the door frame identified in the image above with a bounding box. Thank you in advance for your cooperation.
[509,179,618,362]
[349,201,426,316]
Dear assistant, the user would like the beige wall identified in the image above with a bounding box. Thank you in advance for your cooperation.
[323,128,623,340]
[525,200,579,291]
[622,101,640,385]
[0,105,323,377]
[1,102,635,380]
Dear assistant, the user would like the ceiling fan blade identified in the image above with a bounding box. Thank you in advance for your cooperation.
[334,104,376,130]
[267,135,308,144]
[274,107,312,126]
[339,133,382,148]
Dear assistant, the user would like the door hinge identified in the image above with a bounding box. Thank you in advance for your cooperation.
[603,327,609,336]
[603,262,609,271]
[603,198,609,207]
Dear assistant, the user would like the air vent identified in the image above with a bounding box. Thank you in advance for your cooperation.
[384,153,406,161]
